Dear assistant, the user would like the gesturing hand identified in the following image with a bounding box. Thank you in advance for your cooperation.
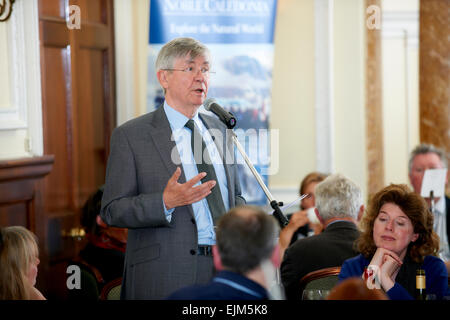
[163,167,216,210]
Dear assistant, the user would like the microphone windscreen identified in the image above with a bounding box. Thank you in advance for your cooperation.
[203,98,217,111]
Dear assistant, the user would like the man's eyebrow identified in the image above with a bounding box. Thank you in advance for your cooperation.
[184,59,210,65]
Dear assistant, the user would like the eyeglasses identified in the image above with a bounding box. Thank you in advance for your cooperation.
[162,67,215,76]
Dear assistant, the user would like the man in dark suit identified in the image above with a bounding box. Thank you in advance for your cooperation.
[408,143,450,272]
[100,37,245,299]
[280,174,364,300]
[167,205,281,300]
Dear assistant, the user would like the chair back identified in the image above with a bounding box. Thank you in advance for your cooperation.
[299,267,341,300]
[100,277,122,300]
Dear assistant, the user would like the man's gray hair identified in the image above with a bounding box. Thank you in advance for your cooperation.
[408,143,448,173]
[315,173,363,221]
[155,37,211,72]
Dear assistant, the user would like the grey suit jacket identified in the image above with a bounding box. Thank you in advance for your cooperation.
[100,106,245,299]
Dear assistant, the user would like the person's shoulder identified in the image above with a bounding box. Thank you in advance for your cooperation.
[29,286,46,300]
[342,253,364,266]
[423,255,447,269]
[117,110,159,131]
[286,233,326,254]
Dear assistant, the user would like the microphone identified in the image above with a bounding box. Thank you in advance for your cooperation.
[204,98,237,129]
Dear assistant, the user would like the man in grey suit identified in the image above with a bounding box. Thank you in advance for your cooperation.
[100,37,245,299]
[280,173,364,300]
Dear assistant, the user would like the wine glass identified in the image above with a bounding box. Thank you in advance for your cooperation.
[302,289,331,300]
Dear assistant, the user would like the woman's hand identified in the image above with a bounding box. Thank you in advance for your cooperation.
[369,247,403,268]
[367,248,402,292]
[379,254,402,292]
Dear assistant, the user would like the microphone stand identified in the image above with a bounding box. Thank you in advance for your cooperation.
[227,128,289,228]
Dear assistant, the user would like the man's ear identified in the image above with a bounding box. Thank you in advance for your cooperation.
[212,245,223,271]
[357,205,365,222]
[314,208,325,225]
[156,69,169,90]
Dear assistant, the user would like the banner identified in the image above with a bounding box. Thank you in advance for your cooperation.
[147,0,278,205]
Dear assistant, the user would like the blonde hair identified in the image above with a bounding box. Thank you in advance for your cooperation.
[0,226,39,300]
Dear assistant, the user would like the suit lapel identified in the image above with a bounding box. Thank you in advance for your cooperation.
[148,106,186,184]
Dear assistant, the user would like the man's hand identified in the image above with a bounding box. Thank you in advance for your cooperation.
[163,167,216,210]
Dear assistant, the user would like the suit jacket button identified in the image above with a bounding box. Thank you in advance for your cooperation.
[191,218,196,224]
[190,249,196,255]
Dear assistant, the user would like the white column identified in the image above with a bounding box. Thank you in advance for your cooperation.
[114,0,136,125]
[314,0,335,173]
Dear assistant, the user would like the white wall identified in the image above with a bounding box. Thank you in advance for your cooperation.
[382,0,419,186]
[269,0,317,202]
[114,0,150,125]
[270,0,368,203]
[333,0,367,200]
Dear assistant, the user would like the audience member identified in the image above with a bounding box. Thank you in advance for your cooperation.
[79,186,127,286]
[408,143,450,272]
[339,184,449,300]
[280,173,363,300]
[0,226,46,300]
[326,278,388,300]
[167,205,280,300]
[278,172,327,259]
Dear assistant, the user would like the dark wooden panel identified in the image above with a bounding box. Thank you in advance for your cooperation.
[38,0,65,19]
[38,0,116,297]
[71,0,107,24]
[41,47,73,212]
[0,156,54,232]
[40,20,70,47]
[0,202,28,227]
[75,48,107,205]
[78,24,110,49]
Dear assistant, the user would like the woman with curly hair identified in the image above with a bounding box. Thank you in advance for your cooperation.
[339,184,449,300]
[0,226,46,300]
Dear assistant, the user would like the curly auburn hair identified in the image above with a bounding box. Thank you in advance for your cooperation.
[357,184,439,263]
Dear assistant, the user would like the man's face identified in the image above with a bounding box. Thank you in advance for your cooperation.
[409,152,447,195]
[159,54,210,115]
